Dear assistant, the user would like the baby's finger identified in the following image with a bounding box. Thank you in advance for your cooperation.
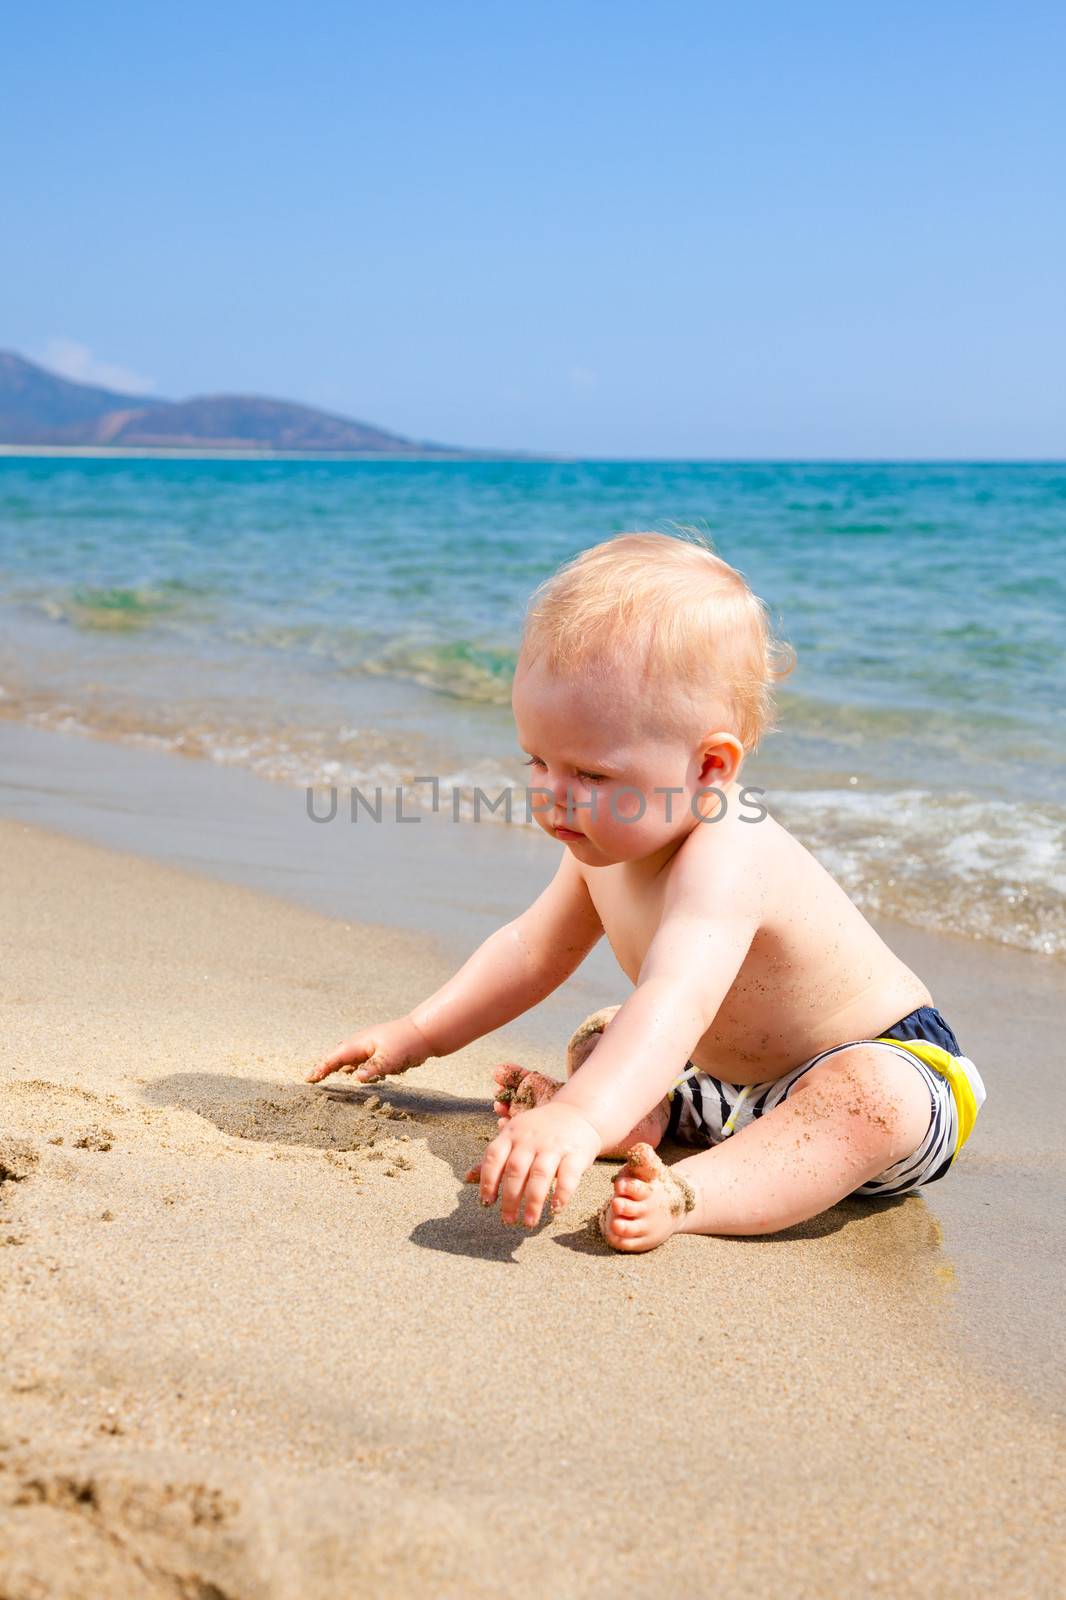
[498,1146,537,1225]
[350,1061,382,1082]
[464,1163,482,1184]
[477,1133,513,1207]
[549,1151,587,1215]
[350,1051,393,1082]
[520,1155,560,1228]
[313,1040,373,1081]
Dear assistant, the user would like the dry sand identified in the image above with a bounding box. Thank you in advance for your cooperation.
[1,816,1064,1598]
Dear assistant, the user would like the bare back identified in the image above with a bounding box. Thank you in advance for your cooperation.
[577,808,932,1085]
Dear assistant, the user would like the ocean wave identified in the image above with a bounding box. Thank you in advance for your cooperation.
[774,788,1065,961]
[228,621,519,704]
[23,578,214,632]
[0,684,518,814]
[362,638,517,704]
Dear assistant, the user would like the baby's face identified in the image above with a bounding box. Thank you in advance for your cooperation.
[512,652,737,868]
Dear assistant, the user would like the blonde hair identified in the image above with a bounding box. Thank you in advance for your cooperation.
[519,529,796,755]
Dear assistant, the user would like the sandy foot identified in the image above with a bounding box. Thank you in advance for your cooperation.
[597,1143,697,1254]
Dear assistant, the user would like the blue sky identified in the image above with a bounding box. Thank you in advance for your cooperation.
[4,2,1064,456]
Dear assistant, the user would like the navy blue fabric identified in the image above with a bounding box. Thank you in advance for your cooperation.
[665,1082,692,1141]
[878,1003,964,1057]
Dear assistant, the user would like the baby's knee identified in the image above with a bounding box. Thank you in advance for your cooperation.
[794,1046,932,1159]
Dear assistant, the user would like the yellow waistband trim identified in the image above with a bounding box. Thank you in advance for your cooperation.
[873,1037,979,1159]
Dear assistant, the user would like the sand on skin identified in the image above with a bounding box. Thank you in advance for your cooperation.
[0,818,1063,1599]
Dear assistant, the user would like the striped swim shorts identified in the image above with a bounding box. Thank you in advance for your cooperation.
[664,1004,987,1198]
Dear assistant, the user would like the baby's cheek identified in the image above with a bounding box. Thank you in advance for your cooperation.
[593,786,645,828]
[611,802,682,860]
[613,795,644,823]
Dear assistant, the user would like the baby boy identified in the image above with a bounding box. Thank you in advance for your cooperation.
[307,531,986,1251]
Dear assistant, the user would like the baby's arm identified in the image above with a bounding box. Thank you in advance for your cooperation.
[308,850,604,1083]
[473,851,766,1224]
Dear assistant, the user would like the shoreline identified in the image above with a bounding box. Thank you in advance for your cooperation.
[1,811,1063,1594]
[2,713,1056,960]
[2,715,1064,984]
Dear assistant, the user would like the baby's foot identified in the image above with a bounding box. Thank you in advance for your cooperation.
[597,1143,697,1254]
[566,1005,622,1075]
[492,1063,562,1120]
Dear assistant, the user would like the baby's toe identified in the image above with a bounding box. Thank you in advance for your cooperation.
[609,1214,640,1237]
[607,1192,649,1238]
[597,1198,620,1241]
[607,1223,646,1252]
[615,1176,650,1200]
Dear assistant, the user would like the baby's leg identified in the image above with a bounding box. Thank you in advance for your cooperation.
[600,1045,932,1253]
[492,1006,670,1158]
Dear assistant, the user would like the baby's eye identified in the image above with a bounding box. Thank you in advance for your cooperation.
[578,771,607,784]
[522,755,546,769]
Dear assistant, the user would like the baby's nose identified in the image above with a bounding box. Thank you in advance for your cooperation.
[550,784,576,819]
[549,775,578,804]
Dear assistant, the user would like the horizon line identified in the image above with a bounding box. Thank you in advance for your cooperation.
[1,446,1063,466]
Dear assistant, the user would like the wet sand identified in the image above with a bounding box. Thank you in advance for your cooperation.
[1,811,1064,1597]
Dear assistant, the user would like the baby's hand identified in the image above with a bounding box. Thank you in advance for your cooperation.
[464,1102,602,1228]
[306,1015,431,1084]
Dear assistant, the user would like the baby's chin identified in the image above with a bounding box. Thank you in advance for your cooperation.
[554,829,596,854]
[555,831,634,867]
[552,827,605,857]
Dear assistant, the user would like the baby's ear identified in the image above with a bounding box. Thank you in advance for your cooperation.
[697,733,743,786]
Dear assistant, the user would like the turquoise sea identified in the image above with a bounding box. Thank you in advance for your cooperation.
[1,456,1063,957]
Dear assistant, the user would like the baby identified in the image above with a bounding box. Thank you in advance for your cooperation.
[307,531,986,1251]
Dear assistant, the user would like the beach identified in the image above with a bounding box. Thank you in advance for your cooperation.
[2,729,1064,1596]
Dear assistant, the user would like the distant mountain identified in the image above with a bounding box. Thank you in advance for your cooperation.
[0,351,472,455]
[0,351,166,442]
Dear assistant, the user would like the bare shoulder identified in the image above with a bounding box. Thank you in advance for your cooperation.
[661,801,785,920]
[672,798,925,979]
[669,802,871,921]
